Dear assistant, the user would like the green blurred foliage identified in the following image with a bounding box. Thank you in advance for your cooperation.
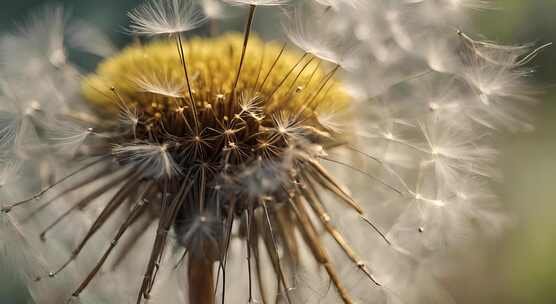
[474,1,556,304]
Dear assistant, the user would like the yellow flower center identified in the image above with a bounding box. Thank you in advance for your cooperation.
[82,33,348,119]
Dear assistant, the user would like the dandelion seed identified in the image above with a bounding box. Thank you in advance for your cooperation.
[271,111,304,139]
[312,0,362,10]
[112,142,182,178]
[67,21,116,57]
[132,70,186,98]
[283,6,355,66]
[0,158,22,188]
[200,0,228,20]
[43,121,95,158]
[0,109,19,150]
[128,0,207,35]
[445,0,492,10]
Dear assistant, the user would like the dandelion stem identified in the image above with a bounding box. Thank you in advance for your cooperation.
[258,42,287,91]
[24,167,118,225]
[286,56,316,93]
[304,158,364,213]
[287,196,354,304]
[175,34,199,131]
[50,172,144,277]
[199,166,207,211]
[39,170,130,241]
[217,197,237,304]
[112,215,155,271]
[188,254,216,304]
[306,64,340,110]
[267,53,309,101]
[297,183,382,285]
[1,157,108,213]
[250,223,268,304]
[210,19,220,37]
[230,4,257,101]
[245,207,254,304]
[260,199,293,304]
[71,195,149,298]
[254,43,266,88]
[321,156,403,195]
[138,179,191,303]
[360,215,392,246]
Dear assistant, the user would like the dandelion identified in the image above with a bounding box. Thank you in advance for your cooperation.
[0,1,545,304]
[283,5,355,67]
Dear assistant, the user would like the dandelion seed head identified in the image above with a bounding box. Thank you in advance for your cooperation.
[1,1,544,303]
[81,32,350,258]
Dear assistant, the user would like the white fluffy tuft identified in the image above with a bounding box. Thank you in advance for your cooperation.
[128,0,207,35]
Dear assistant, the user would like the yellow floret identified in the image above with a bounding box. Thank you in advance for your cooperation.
[82,33,348,114]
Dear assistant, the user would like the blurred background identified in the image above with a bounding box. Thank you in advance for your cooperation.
[0,0,554,303]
